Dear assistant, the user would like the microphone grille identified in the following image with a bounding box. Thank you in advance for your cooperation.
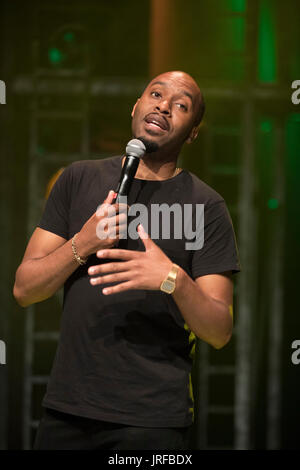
[126,139,146,158]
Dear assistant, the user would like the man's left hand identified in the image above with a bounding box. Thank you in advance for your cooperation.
[88,224,173,295]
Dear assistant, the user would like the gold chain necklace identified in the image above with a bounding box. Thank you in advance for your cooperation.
[173,167,182,177]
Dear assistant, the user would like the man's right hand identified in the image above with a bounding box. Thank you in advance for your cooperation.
[75,190,128,259]
[13,189,128,307]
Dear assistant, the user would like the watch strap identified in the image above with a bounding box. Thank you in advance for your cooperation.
[160,263,179,293]
[166,264,179,282]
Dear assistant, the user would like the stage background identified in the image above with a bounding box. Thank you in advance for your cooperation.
[0,0,300,450]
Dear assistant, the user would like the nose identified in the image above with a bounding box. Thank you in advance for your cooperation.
[156,99,171,115]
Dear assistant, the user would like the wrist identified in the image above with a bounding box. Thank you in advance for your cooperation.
[171,266,186,295]
[160,263,180,294]
[72,233,89,264]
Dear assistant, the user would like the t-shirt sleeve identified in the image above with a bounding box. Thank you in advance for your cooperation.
[191,200,241,279]
[37,165,73,239]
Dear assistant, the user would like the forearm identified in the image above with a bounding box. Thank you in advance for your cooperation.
[172,268,233,349]
[14,237,86,307]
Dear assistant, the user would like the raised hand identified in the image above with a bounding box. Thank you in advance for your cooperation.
[75,190,128,258]
[88,224,173,295]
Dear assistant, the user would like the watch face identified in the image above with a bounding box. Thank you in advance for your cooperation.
[161,280,175,294]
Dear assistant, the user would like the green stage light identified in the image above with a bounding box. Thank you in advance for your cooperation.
[64,32,75,42]
[267,198,279,210]
[48,47,63,65]
[258,0,277,83]
[229,0,246,13]
[260,120,272,133]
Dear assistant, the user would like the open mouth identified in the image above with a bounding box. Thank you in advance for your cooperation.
[144,113,169,132]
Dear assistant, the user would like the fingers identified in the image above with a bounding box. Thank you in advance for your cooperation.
[88,260,133,276]
[96,212,127,231]
[96,189,129,217]
[96,203,125,218]
[114,212,127,225]
[102,281,136,295]
[95,217,127,241]
[138,224,153,250]
[96,191,128,218]
[88,261,137,295]
[114,203,129,215]
[90,270,131,286]
[137,223,148,239]
[96,249,138,260]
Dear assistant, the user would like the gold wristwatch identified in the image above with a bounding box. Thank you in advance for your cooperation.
[160,264,179,294]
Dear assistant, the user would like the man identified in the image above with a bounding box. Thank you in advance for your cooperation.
[13,71,240,450]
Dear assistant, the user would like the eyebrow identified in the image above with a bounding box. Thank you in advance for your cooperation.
[150,81,194,103]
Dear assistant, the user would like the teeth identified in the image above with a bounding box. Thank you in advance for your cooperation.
[145,116,167,130]
[149,120,162,129]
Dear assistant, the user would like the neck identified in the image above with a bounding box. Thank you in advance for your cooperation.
[121,156,180,181]
[135,155,180,180]
[123,145,182,180]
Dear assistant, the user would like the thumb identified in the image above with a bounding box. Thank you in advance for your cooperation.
[104,189,116,205]
[96,190,115,217]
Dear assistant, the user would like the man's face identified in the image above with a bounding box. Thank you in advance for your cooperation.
[131,72,201,154]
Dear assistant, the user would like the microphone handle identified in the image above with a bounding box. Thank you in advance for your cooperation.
[114,155,140,203]
[112,155,140,249]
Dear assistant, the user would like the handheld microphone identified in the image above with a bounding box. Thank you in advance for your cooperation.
[113,138,146,203]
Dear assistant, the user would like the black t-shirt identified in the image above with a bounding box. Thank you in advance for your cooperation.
[38,155,241,427]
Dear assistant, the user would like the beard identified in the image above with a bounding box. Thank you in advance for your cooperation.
[135,136,159,154]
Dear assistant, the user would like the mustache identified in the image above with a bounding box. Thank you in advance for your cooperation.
[144,112,170,131]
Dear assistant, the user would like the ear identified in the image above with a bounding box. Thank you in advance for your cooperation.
[186,125,199,144]
[131,99,140,118]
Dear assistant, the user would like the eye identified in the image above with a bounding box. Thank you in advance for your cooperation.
[176,103,188,111]
[151,91,161,98]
